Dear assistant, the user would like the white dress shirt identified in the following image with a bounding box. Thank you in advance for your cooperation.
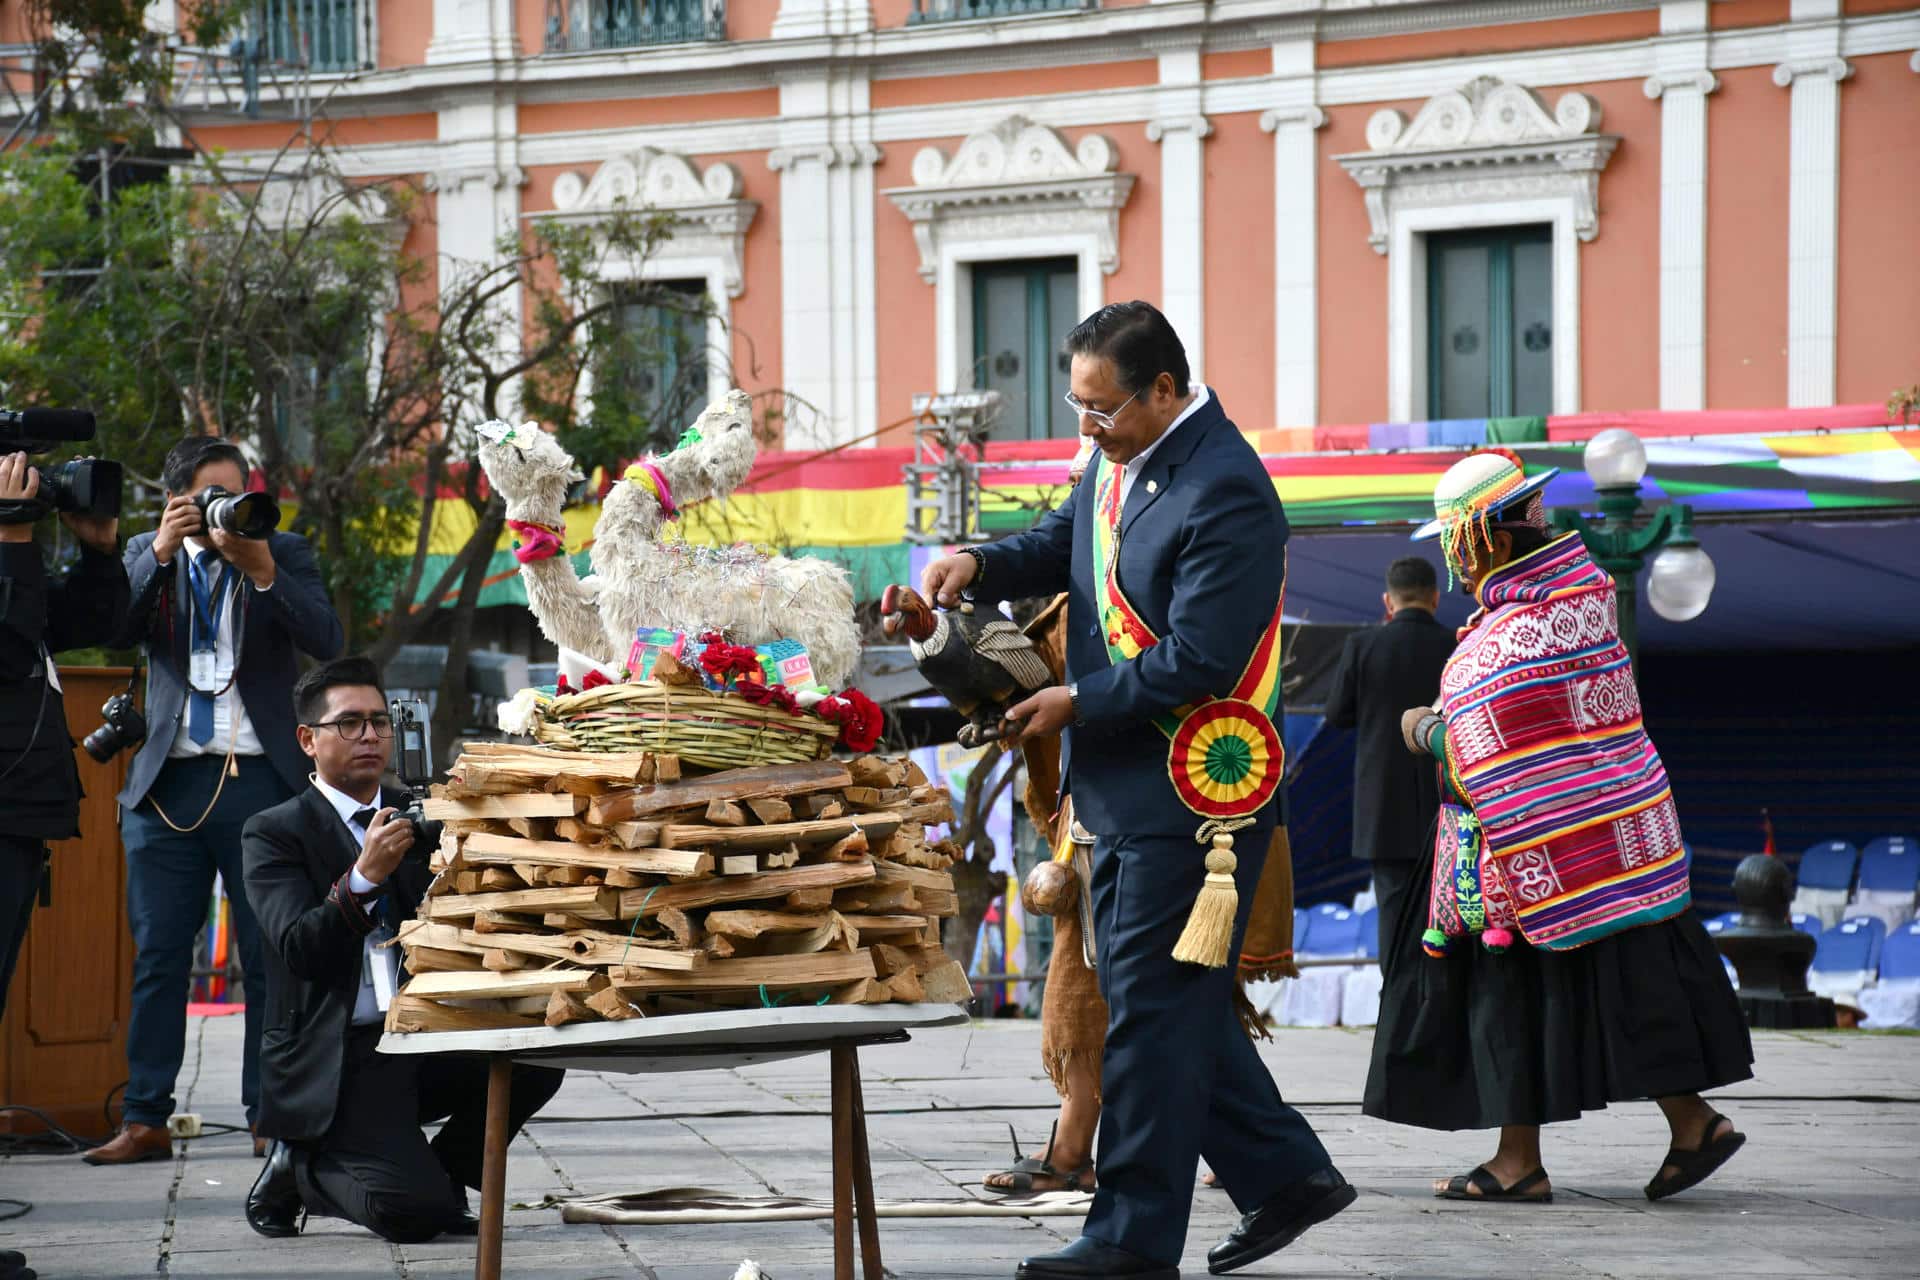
[166,536,268,759]
[1117,384,1210,510]
[311,774,400,1025]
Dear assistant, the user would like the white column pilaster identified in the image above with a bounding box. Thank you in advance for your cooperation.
[1260,38,1324,427]
[1775,0,1851,408]
[771,68,880,446]
[1148,47,1210,380]
[426,0,521,64]
[430,64,525,420]
[1646,1,1716,411]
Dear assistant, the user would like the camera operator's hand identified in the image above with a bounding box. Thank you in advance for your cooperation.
[150,495,203,566]
[209,528,276,590]
[355,808,412,887]
[0,453,39,543]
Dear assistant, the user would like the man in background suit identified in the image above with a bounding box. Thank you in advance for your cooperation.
[85,436,343,1165]
[242,656,563,1241]
[1324,555,1456,956]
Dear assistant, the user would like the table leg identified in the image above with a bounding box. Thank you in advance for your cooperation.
[830,1045,855,1280]
[847,1049,884,1280]
[476,1056,512,1280]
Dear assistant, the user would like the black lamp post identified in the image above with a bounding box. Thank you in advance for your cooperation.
[1550,428,1717,662]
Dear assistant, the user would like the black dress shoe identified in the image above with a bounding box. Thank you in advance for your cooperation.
[1207,1166,1356,1275]
[1017,1234,1177,1280]
[245,1140,306,1238]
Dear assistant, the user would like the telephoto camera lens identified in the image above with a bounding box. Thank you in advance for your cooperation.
[194,485,280,539]
[83,690,147,763]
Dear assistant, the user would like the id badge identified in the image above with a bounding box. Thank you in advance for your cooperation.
[370,933,400,1012]
[190,648,217,691]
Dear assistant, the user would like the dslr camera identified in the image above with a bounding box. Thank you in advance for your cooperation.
[192,484,280,539]
[84,687,148,763]
[0,407,121,524]
[389,698,441,848]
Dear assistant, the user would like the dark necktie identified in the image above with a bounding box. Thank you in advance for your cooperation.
[187,549,222,745]
[352,806,378,830]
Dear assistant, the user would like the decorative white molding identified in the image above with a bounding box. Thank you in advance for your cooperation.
[538,150,761,301]
[1261,98,1327,427]
[1336,77,1619,256]
[767,142,884,172]
[1337,78,1603,422]
[424,165,529,193]
[1643,70,1718,98]
[1260,105,1328,132]
[1145,115,1214,142]
[1775,52,1852,408]
[883,117,1136,285]
[1646,6,1716,412]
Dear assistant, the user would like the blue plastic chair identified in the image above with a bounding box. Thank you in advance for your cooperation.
[1357,907,1380,960]
[1790,912,1823,935]
[1300,908,1365,959]
[1880,922,1920,984]
[1796,840,1860,892]
[1859,836,1920,894]
[1812,916,1888,976]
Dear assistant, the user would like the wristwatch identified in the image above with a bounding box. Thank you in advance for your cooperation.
[1066,681,1083,725]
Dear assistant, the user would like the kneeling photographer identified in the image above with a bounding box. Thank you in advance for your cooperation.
[88,435,344,1168]
[242,657,563,1243]
[0,433,129,1019]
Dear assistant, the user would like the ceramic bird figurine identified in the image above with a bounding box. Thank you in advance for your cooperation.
[879,585,1053,747]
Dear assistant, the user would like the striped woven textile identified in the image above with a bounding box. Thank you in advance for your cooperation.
[1437,533,1692,950]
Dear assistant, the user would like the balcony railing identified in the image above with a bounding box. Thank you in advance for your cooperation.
[254,0,370,73]
[909,0,1094,24]
[544,0,728,53]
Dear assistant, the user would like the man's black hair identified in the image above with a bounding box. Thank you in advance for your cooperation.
[162,436,249,495]
[293,655,385,726]
[1062,301,1191,398]
[1386,556,1438,600]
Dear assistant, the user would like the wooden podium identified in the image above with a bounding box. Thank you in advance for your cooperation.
[0,667,136,1137]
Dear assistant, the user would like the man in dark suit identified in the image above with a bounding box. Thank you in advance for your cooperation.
[1324,556,1456,956]
[241,656,563,1242]
[84,437,344,1166]
[925,302,1350,1280]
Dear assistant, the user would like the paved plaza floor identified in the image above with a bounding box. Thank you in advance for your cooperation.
[3,1013,1915,1278]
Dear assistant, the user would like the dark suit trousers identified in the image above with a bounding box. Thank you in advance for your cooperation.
[1370,858,1423,962]
[294,1025,565,1243]
[0,837,49,1020]
[1085,816,1331,1265]
[119,756,288,1127]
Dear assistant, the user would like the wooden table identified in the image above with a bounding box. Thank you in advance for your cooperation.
[379,1004,968,1280]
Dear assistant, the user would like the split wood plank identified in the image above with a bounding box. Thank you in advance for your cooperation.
[609,949,875,992]
[585,986,643,1021]
[744,796,792,825]
[401,920,705,971]
[659,815,900,852]
[703,909,828,940]
[838,913,932,935]
[617,861,876,918]
[425,885,618,922]
[918,959,973,1003]
[401,969,603,1001]
[422,793,583,822]
[462,831,712,877]
[586,760,853,826]
[386,996,540,1034]
[545,989,598,1027]
[869,861,958,893]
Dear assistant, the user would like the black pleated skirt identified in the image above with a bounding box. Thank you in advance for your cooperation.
[1363,843,1755,1131]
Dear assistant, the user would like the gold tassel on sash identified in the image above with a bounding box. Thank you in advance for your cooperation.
[1173,818,1256,967]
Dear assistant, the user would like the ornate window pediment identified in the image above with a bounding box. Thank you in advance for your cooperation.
[883,116,1136,283]
[539,149,758,297]
[1335,76,1619,255]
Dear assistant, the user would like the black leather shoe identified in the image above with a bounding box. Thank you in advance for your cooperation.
[245,1140,306,1238]
[1017,1235,1177,1280]
[1207,1166,1356,1275]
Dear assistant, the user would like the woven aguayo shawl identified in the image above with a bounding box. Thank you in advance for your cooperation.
[1436,532,1691,951]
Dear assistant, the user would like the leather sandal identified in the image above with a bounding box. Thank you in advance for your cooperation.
[1645,1113,1745,1201]
[1435,1165,1553,1203]
[984,1122,1093,1195]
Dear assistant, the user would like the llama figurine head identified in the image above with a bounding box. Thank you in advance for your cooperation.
[592,389,758,573]
[477,421,583,525]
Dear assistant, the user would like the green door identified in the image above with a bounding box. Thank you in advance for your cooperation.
[972,258,1080,441]
[1427,225,1553,420]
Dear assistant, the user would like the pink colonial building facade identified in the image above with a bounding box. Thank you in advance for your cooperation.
[174,0,1916,447]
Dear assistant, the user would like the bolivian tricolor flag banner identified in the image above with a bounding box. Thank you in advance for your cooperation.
[1088,452,1286,825]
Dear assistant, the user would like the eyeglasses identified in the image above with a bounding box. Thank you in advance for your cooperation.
[308,713,395,741]
[1063,389,1139,433]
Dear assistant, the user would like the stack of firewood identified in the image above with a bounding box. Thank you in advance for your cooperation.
[385,743,974,1033]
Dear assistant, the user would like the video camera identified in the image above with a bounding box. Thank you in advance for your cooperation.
[0,407,122,524]
[389,697,440,848]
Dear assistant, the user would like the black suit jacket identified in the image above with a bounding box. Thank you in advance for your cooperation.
[977,393,1290,836]
[115,529,344,809]
[1323,608,1457,862]
[242,785,431,1141]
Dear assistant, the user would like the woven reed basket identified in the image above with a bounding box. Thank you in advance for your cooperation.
[531,681,839,769]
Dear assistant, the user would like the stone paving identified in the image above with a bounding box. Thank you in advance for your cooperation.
[3,1014,1916,1278]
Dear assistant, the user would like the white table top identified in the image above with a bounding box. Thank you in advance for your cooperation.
[376,1003,970,1074]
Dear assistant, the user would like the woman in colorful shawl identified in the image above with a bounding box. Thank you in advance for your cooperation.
[1364,448,1753,1205]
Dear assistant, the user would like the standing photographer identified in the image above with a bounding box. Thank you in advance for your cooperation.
[0,449,129,1007]
[85,436,343,1167]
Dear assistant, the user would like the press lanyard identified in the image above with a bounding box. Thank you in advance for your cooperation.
[186,550,238,693]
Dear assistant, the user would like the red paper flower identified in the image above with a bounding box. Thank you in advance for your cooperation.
[696,632,761,684]
[735,681,801,714]
[555,674,573,695]
[581,669,612,690]
[818,688,883,753]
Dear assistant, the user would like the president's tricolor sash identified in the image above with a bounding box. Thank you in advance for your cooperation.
[1088,453,1285,821]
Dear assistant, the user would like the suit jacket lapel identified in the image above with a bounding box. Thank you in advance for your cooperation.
[301,785,363,885]
[1119,395,1223,537]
